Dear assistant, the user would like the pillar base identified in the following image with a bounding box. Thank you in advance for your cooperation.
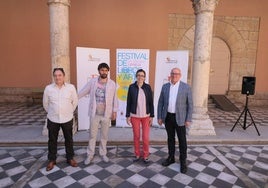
[42,117,78,136]
[188,113,216,136]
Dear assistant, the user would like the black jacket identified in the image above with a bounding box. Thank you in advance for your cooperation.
[126,82,154,117]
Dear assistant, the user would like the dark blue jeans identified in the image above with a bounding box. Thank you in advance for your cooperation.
[165,113,187,161]
[47,119,74,161]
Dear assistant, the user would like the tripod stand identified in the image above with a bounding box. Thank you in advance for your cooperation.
[230,93,260,136]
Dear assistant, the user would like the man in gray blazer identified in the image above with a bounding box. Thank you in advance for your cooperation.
[157,68,193,173]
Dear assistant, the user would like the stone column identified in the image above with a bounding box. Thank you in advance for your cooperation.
[47,0,71,82]
[189,0,219,135]
[43,0,76,136]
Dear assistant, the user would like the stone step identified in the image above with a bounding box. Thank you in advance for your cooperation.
[208,97,216,108]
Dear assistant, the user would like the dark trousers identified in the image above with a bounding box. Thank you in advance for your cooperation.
[47,119,74,161]
[165,113,187,161]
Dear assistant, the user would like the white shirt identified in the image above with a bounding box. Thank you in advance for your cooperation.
[168,81,180,113]
[43,83,78,123]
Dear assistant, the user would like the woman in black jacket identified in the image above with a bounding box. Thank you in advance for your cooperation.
[126,69,154,164]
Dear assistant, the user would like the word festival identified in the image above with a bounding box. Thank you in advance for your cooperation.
[117,52,149,74]
[117,52,148,60]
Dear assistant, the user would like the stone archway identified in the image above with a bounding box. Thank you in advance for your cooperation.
[209,37,231,94]
[212,20,247,92]
[169,15,259,93]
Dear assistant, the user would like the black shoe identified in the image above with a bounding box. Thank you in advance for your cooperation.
[162,157,175,166]
[133,156,140,162]
[180,160,187,174]
[143,158,150,165]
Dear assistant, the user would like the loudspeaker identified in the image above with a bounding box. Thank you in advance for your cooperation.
[241,76,256,95]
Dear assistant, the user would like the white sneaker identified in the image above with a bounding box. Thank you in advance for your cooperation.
[84,155,93,165]
[102,155,109,163]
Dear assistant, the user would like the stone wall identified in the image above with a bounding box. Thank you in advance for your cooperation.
[169,14,268,106]
[0,14,267,106]
[0,87,44,103]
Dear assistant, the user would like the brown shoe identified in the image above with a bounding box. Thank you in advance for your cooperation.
[67,159,78,167]
[46,161,56,171]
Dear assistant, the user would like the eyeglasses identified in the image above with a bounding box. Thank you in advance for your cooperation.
[136,74,145,78]
[170,72,181,76]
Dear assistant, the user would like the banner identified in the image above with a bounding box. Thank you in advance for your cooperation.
[76,47,110,130]
[153,50,189,125]
[116,49,150,127]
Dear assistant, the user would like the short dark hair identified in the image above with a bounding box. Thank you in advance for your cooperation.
[136,69,146,77]
[53,68,65,76]
[98,63,110,71]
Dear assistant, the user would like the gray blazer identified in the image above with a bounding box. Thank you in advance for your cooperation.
[157,81,193,126]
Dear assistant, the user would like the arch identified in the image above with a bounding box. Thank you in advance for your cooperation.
[177,20,250,92]
[209,37,231,94]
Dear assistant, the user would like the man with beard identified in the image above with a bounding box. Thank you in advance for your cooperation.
[78,63,118,165]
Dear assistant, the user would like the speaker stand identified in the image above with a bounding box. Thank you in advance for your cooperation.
[230,94,260,136]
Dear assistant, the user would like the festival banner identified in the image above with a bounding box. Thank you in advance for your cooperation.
[76,47,110,130]
[153,50,189,125]
[116,49,150,127]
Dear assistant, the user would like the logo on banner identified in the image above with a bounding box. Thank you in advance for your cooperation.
[88,54,101,62]
[166,57,178,63]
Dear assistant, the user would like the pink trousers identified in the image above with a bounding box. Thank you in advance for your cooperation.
[130,116,150,159]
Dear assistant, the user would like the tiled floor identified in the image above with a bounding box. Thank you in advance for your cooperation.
[0,103,268,187]
[1,103,268,129]
[0,145,267,187]
[208,104,268,127]
[0,104,46,127]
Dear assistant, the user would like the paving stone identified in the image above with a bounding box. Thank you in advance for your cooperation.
[0,145,268,187]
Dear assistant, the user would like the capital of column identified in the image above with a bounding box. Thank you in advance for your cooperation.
[47,0,70,7]
[191,0,219,14]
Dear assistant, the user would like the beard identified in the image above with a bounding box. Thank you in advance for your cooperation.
[100,74,107,79]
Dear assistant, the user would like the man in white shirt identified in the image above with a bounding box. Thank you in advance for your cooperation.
[43,68,78,171]
[157,68,193,174]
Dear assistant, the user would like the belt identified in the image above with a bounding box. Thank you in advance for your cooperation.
[167,112,176,115]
